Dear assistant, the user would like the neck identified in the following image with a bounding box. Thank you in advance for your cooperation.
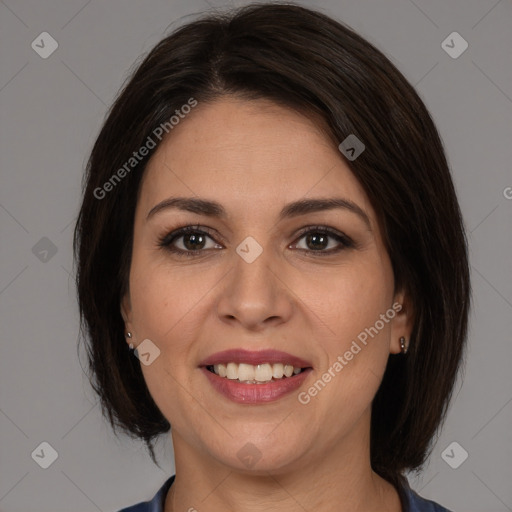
[165,410,402,512]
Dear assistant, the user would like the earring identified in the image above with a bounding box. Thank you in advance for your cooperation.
[126,332,132,338]
[399,336,408,354]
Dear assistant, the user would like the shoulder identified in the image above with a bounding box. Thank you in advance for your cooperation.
[403,485,453,512]
[116,475,175,512]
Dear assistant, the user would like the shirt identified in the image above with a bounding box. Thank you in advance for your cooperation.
[117,475,453,512]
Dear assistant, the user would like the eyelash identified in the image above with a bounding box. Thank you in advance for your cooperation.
[157,224,354,258]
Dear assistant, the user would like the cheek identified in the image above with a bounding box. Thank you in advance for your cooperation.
[129,258,212,346]
[298,258,394,397]
[299,259,393,347]
[129,265,209,428]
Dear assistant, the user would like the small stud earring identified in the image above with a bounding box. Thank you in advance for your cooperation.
[126,332,132,338]
[399,336,408,354]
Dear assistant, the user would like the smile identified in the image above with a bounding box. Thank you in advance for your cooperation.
[207,362,304,384]
[199,348,313,403]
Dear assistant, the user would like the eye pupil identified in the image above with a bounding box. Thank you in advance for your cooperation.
[184,233,205,250]
[306,233,328,250]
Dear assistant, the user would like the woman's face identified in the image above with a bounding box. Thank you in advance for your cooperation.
[121,97,412,473]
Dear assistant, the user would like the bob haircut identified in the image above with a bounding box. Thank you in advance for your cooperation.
[73,2,470,489]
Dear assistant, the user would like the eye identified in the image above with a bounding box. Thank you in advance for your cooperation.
[157,224,354,258]
[292,225,354,255]
[157,225,222,257]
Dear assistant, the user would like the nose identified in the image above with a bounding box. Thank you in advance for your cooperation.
[216,241,294,332]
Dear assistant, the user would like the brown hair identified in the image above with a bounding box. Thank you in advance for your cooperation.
[73,2,470,488]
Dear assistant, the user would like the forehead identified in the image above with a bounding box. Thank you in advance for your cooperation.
[138,97,375,225]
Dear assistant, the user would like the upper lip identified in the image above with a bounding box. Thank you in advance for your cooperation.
[199,349,312,368]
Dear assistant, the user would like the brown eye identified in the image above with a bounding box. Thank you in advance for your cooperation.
[158,226,222,257]
[180,232,207,251]
[293,227,353,255]
[304,232,329,251]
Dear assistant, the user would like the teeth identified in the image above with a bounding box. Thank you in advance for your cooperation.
[272,363,284,379]
[283,364,294,377]
[238,363,255,381]
[226,362,238,380]
[255,363,273,382]
[210,362,304,382]
[214,364,227,378]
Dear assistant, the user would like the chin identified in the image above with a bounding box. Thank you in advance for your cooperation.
[208,435,309,475]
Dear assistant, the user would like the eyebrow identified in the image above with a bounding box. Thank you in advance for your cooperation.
[146,196,371,229]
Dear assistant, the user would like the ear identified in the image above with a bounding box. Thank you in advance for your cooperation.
[389,289,415,355]
[120,292,133,345]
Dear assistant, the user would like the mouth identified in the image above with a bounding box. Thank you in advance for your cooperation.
[199,349,312,403]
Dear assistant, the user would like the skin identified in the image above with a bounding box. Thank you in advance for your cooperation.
[121,97,414,512]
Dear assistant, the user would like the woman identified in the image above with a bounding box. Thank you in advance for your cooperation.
[73,3,470,511]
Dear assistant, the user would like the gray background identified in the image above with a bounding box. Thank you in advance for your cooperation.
[0,0,511,510]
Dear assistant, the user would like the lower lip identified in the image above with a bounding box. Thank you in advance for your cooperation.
[201,367,312,404]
